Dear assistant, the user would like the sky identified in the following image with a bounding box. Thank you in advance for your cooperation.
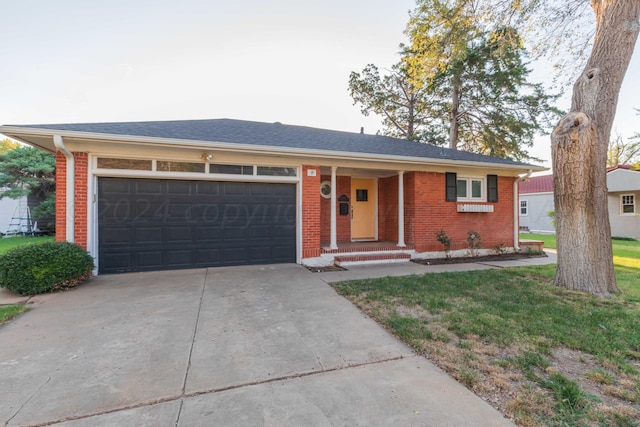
[1,0,639,169]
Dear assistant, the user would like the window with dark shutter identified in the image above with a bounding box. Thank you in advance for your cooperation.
[445,172,457,202]
[487,174,498,202]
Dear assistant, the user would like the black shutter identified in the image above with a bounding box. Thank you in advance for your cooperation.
[487,174,498,202]
[445,172,457,202]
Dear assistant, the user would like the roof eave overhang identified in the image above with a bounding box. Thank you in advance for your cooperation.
[0,126,547,173]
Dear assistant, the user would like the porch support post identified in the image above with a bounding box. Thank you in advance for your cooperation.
[330,166,338,250]
[397,170,406,247]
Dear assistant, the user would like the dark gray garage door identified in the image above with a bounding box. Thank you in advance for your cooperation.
[98,178,296,274]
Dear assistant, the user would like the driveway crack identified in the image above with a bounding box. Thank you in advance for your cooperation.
[24,355,414,426]
[5,376,50,426]
[175,268,208,426]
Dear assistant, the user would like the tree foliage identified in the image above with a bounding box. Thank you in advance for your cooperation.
[0,146,56,218]
[0,138,19,154]
[348,63,436,142]
[348,0,559,161]
[607,131,640,167]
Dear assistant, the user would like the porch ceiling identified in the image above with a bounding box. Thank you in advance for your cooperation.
[319,166,398,178]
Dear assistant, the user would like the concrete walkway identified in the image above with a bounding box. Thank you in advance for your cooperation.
[317,251,557,282]
[0,255,556,426]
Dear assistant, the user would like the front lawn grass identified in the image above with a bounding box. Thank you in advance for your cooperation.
[335,239,640,426]
[0,304,28,326]
[0,235,54,255]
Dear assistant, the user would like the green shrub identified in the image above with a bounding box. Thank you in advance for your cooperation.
[0,241,94,295]
[435,229,452,258]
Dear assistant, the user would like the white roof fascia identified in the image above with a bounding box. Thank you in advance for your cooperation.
[0,126,546,173]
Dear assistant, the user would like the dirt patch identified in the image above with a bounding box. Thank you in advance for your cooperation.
[412,252,548,265]
[305,264,347,273]
[549,348,639,417]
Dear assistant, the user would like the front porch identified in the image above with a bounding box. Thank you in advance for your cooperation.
[318,167,406,251]
[320,241,415,267]
[300,164,518,267]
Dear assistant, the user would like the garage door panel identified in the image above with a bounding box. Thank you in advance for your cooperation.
[196,248,222,265]
[98,178,296,273]
[167,180,192,195]
[223,247,249,264]
[102,227,132,245]
[165,203,191,221]
[190,204,222,224]
[196,226,222,240]
[103,252,132,271]
[250,225,270,239]
[165,250,194,267]
[166,226,193,243]
[136,180,164,195]
[272,246,296,263]
[250,246,274,263]
[135,227,163,244]
[224,182,246,196]
[273,185,296,197]
[196,182,220,195]
[136,251,164,269]
[222,226,248,240]
[102,179,132,194]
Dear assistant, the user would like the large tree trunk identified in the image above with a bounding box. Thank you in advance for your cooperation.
[551,0,640,295]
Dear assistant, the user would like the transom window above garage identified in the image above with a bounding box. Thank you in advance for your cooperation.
[95,158,297,177]
[97,158,153,170]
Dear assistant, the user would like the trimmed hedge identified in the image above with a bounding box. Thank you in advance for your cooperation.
[0,241,94,295]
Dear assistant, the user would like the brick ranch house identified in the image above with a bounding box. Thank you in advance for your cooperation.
[0,119,544,274]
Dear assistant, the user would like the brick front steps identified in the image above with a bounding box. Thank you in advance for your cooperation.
[334,253,412,267]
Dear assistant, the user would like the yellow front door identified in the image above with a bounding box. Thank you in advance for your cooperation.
[351,178,377,240]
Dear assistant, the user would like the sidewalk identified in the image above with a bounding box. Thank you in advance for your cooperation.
[317,250,557,283]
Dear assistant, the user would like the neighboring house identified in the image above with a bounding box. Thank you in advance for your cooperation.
[0,190,29,235]
[519,165,640,239]
[607,165,640,239]
[518,174,555,234]
[0,119,543,274]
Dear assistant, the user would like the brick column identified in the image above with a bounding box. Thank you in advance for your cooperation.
[54,152,89,249]
[301,165,321,258]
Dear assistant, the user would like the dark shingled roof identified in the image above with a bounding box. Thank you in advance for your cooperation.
[10,118,536,167]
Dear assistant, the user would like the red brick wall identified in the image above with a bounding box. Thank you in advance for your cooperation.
[74,153,88,249]
[405,172,516,252]
[55,152,89,249]
[320,175,351,243]
[302,165,321,258]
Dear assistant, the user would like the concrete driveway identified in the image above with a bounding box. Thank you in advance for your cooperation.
[1,264,513,426]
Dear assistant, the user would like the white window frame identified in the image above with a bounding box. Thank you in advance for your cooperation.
[520,200,528,216]
[620,194,636,215]
[456,177,485,201]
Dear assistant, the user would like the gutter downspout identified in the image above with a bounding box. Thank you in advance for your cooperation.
[53,135,74,243]
[513,169,533,252]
